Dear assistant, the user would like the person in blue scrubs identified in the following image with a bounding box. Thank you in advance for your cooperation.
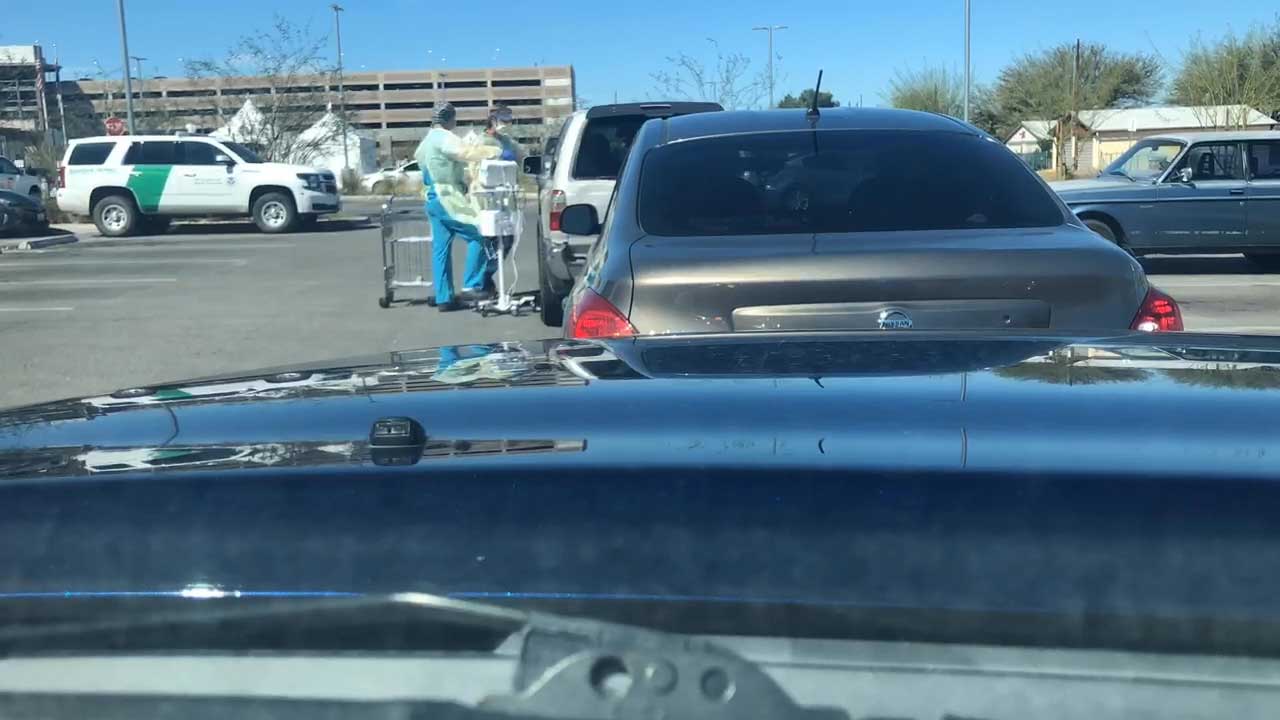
[413,103,501,311]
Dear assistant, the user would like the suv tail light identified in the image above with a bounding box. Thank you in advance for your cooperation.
[1131,287,1183,332]
[569,288,636,339]
[549,190,567,232]
[57,163,65,189]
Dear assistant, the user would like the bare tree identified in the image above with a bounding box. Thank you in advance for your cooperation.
[184,15,349,163]
[1172,21,1280,128]
[651,40,766,110]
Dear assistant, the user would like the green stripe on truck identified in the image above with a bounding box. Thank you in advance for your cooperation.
[125,165,173,212]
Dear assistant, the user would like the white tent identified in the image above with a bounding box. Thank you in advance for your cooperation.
[210,98,270,144]
[293,112,377,178]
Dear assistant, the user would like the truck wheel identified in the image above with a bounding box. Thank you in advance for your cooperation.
[93,194,139,237]
[253,192,298,234]
[537,242,566,327]
[372,180,392,195]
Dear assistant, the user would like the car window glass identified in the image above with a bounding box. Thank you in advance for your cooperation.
[1103,140,1182,181]
[639,130,1064,236]
[1248,141,1280,180]
[179,142,221,165]
[0,158,18,174]
[404,162,419,172]
[68,143,116,166]
[123,142,179,166]
[1175,143,1244,181]
[572,116,647,180]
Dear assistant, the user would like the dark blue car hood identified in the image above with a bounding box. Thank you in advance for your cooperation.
[4,332,1280,654]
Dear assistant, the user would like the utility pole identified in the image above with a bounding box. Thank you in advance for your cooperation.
[54,44,68,143]
[116,0,136,134]
[130,55,146,127]
[752,25,787,109]
[1070,38,1081,172]
[331,3,350,174]
[963,0,971,122]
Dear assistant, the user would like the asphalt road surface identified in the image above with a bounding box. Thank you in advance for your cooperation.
[2,205,1280,408]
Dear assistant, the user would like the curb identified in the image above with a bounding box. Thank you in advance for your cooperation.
[0,233,81,252]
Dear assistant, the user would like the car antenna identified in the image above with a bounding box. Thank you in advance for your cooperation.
[806,70,824,127]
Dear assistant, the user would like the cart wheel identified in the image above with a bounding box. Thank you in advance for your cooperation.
[378,296,391,309]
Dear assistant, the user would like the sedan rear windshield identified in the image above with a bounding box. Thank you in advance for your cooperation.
[638,129,1065,236]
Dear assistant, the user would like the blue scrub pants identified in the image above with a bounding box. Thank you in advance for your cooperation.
[425,192,494,305]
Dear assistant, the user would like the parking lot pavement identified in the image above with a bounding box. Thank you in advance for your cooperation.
[1141,255,1280,334]
[3,212,1279,410]
[0,207,547,409]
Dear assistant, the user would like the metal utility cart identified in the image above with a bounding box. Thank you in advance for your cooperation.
[472,159,538,318]
[376,195,433,308]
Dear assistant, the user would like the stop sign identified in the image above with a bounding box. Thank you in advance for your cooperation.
[104,117,126,136]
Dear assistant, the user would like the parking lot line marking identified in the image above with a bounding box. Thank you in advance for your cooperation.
[0,259,246,268]
[0,306,75,312]
[0,278,178,286]
[89,243,296,252]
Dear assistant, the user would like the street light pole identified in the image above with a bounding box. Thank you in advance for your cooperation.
[963,0,971,122]
[331,3,350,174]
[752,25,787,109]
[116,0,136,134]
[130,55,146,127]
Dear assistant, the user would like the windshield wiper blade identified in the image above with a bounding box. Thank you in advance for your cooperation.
[0,592,849,720]
[1106,169,1135,182]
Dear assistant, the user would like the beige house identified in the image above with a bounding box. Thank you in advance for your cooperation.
[1007,105,1277,174]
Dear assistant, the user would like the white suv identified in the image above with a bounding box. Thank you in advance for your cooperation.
[530,102,721,326]
[56,135,341,236]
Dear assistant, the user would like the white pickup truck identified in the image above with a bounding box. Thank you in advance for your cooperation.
[0,156,45,201]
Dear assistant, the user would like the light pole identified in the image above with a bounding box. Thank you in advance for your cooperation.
[130,55,146,127]
[116,0,136,134]
[752,24,787,109]
[331,3,350,173]
[963,0,971,122]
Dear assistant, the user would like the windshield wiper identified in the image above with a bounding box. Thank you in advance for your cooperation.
[1106,169,1135,182]
[0,592,847,720]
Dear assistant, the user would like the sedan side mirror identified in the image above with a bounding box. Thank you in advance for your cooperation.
[560,204,601,236]
[1175,167,1194,184]
[522,155,543,175]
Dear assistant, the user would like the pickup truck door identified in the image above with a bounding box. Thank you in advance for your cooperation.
[1245,139,1280,248]
[1153,142,1248,250]
[0,157,22,193]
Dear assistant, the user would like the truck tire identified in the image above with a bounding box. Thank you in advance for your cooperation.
[253,192,299,234]
[93,194,139,238]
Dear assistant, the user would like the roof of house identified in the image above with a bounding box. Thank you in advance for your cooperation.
[1009,105,1276,143]
[1078,105,1274,132]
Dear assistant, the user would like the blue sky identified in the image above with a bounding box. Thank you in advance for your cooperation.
[4,1,1274,108]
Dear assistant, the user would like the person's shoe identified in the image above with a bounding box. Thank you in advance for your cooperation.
[436,300,465,312]
[458,287,494,302]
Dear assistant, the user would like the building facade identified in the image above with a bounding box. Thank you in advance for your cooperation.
[67,64,575,163]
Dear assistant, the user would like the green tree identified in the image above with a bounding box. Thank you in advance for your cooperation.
[993,42,1161,126]
[1170,20,1280,127]
[887,66,963,116]
[777,88,839,109]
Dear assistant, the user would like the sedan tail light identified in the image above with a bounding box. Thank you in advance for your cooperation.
[548,190,567,232]
[569,289,636,339]
[1131,287,1184,332]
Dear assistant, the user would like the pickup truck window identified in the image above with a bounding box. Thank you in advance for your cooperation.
[1248,141,1280,180]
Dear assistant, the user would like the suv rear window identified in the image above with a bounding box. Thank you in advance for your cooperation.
[123,142,179,165]
[68,143,116,166]
[638,130,1065,236]
[572,116,648,180]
